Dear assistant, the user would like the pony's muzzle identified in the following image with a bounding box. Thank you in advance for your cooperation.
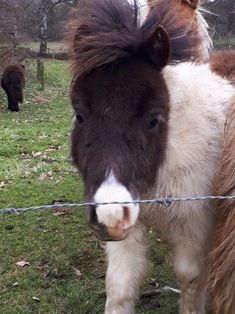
[86,205,132,241]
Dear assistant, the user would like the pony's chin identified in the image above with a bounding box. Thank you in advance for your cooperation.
[106,224,131,241]
[90,223,131,242]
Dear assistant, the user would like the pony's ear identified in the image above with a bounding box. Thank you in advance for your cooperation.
[139,26,170,70]
[183,0,200,9]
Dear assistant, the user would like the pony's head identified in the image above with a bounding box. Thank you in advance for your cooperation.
[69,0,201,241]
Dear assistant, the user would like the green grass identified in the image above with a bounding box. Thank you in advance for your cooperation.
[0,60,178,313]
[213,36,235,48]
[20,42,67,54]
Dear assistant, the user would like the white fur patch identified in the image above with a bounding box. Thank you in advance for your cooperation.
[94,172,139,228]
[105,224,148,314]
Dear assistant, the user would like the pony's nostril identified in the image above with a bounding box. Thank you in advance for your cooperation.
[123,206,130,221]
[86,205,98,226]
[123,206,132,229]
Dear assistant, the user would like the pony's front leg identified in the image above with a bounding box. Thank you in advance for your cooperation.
[105,223,149,314]
[174,242,207,314]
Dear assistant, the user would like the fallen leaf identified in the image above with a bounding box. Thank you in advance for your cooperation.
[73,267,81,280]
[32,296,40,302]
[38,171,53,181]
[53,208,73,216]
[24,171,32,178]
[45,145,63,152]
[31,151,42,157]
[0,181,5,188]
[16,261,30,267]
[42,157,55,164]
[12,282,19,286]
[15,169,21,175]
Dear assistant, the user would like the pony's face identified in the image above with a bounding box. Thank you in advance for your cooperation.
[71,59,169,241]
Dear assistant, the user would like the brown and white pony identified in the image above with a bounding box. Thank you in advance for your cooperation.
[207,50,235,314]
[68,1,235,313]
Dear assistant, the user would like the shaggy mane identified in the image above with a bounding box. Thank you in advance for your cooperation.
[69,0,201,79]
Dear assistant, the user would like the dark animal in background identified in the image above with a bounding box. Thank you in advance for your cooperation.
[1,64,25,112]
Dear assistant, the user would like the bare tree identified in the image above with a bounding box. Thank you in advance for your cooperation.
[38,0,78,56]
[205,0,235,47]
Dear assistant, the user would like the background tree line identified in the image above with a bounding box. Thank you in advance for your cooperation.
[205,0,235,47]
[0,0,234,66]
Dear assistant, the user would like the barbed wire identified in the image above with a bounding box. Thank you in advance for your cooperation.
[1,195,235,216]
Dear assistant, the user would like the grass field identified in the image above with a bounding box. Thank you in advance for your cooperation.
[20,42,67,54]
[0,60,178,313]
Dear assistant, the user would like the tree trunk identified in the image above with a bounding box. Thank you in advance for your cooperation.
[39,12,48,57]
[37,59,45,91]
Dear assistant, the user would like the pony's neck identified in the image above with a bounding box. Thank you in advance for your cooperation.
[149,62,234,210]
[160,62,234,173]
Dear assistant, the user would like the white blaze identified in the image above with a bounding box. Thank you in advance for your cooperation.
[94,171,139,228]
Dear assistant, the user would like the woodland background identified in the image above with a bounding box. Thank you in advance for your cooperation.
[0,0,234,71]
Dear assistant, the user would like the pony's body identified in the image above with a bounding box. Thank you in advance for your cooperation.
[207,103,235,314]
[68,1,235,313]
[207,50,235,314]
[105,62,234,314]
[142,62,232,229]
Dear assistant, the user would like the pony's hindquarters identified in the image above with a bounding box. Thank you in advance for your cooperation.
[207,101,235,314]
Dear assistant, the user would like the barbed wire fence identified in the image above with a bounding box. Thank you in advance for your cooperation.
[1,195,235,215]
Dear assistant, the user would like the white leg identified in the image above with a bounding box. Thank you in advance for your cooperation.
[174,242,207,314]
[105,223,149,314]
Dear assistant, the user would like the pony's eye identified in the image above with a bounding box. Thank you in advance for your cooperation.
[76,113,84,125]
[147,114,160,129]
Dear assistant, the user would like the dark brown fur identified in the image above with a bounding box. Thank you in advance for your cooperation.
[71,60,169,199]
[207,101,235,314]
[1,64,25,112]
[209,49,235,85]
